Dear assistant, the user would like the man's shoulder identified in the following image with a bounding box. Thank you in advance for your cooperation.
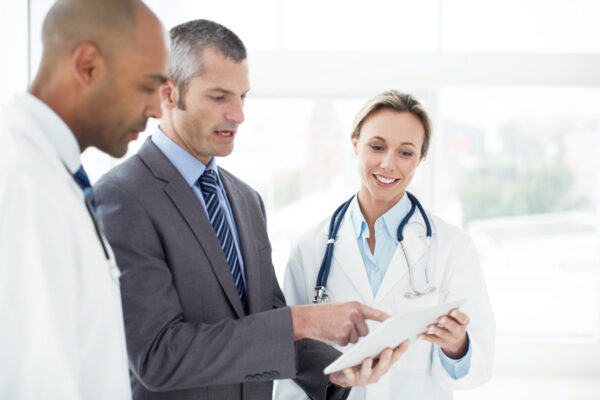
[218,166,257,196]
[96,153,147,189]
[96,138,170,189]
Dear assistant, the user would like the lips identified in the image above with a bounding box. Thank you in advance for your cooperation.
[214,129,235,137]
[374,174,398,184]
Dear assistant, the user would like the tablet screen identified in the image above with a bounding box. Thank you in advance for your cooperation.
[323,299,467,375]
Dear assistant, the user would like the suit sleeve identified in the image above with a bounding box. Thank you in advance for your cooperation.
[258,194,347,400]
[276,237,350,400]
[95,180,298,391]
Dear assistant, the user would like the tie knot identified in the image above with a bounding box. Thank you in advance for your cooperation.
[199,169,219,195]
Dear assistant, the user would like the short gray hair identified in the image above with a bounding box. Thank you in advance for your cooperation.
[169,19,246,98]
[351,90,433,158]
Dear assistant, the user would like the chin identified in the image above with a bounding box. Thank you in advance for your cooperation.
[216,147,235,158]
[106,143,129,159]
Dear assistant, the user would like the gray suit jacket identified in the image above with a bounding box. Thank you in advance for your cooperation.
[94,138,343,400]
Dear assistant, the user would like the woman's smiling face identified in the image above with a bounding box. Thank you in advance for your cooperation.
[353,108,425,212]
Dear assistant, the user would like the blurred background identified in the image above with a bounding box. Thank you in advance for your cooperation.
[2,0,599,398]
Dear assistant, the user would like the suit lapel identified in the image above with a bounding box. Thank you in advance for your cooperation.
[138,139,245,318]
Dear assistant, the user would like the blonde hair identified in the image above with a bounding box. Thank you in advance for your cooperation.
[351,90,432,158]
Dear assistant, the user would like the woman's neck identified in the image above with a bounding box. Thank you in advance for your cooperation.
[356,190,403,228]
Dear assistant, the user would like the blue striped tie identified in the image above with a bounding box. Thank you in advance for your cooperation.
[199,169,247,306]
[73,166,97,212]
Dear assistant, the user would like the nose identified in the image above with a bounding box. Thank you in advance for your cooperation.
[144,91,163,120]
[225,98,245,125]
[380,150,395,171]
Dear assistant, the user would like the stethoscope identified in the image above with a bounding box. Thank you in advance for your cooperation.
[313,191,436,304]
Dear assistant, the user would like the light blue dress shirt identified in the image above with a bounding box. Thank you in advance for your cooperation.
[349,194,410,297]
[152,127,247,289]
[349,193,471,379]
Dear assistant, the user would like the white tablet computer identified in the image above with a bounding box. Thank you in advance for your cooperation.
[323,299,467,375]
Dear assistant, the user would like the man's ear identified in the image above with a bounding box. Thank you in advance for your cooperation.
[160,79,179,110]
[71,43,105,87]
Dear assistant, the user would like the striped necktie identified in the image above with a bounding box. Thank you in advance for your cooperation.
[198,169,247,306]
[73,166,97,212]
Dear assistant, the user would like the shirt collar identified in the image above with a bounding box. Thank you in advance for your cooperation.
[350,195,369,239]
[381,192,411,241]
[349,192,411,241]
[151,126,219,186]
[13,93,80,173]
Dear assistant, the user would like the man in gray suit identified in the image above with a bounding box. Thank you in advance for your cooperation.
[95,19,407,400]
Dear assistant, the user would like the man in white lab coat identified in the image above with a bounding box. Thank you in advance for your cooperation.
[0,0,168,398]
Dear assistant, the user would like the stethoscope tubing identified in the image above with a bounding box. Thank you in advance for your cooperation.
[316,195,354,289]
[314,191,433,303]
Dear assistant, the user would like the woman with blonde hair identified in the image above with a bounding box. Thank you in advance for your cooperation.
[276,91,495,399]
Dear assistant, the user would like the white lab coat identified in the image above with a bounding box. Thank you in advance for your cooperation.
[276,203,495,400]
[0,95,131,399]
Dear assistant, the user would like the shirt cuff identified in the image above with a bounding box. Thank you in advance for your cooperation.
[437,332,472,380]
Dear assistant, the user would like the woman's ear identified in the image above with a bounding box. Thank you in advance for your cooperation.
[352,137,359,155]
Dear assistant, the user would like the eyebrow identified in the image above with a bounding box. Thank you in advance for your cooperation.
[207,87,251,96]
[370,136,417,148]
[147,74,168,84]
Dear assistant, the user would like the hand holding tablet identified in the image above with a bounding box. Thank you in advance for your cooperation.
[324,299,467,375]
[328,340,410,388]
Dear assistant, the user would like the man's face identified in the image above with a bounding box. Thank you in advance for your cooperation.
[169,47,250,165]
[88,11,168,158]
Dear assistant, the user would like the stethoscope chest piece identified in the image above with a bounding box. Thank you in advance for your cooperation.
[312,286,330,304]
[405,285,436,299]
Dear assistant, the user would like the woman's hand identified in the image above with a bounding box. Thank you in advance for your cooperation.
[418,308,469,359]
[328,340,410,387]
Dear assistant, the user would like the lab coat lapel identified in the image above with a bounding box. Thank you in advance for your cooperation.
[374,218,427,304]
[331,216,374,304]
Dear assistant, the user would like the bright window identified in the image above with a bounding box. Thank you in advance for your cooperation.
[0,2,28,105]
[436,86,600,340]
